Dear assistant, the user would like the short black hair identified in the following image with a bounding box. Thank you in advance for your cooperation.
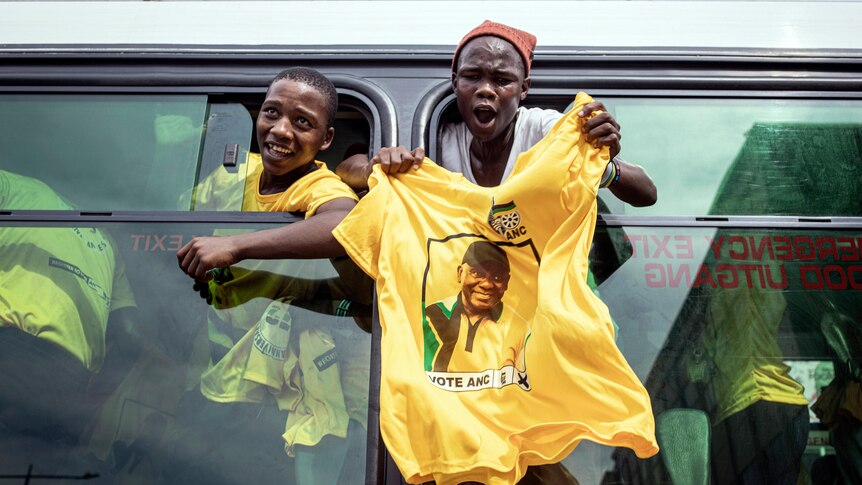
[270,67,338,129]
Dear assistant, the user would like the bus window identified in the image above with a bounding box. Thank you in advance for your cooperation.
[592,97,862,217]
[0,94,208,211]
[0,217,374,484]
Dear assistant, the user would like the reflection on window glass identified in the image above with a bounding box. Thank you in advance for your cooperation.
[183,103,255,211]
[555,225,862,484]
[0,212,374,483]
[0,94,208,211]
[599,98,862,216]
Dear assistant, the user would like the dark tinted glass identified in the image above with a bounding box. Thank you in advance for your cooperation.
[0,216,373,484]
[555,225,861,484]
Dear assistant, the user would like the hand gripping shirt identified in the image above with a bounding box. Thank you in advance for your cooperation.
[333,93,658,485]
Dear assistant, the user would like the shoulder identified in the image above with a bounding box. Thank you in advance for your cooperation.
[425,295,460,318]
[294,162,358,217]
[302,162,358,197]
[0,170,69,210]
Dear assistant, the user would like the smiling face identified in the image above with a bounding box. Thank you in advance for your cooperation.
[457,260,510,318]
[452,36,530,143]
[256,79,334,178]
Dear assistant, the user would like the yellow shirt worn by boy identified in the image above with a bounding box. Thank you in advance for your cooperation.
[194,154,364,452]
[0,170,136,371]
[334,93,658,485]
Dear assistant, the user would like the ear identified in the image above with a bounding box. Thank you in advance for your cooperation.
[519,77,531,101]
[457,264,464,283]
[451,71,458,91]
[319,126,335,152]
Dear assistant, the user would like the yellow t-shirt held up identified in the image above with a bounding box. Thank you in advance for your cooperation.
[334,93,658,484]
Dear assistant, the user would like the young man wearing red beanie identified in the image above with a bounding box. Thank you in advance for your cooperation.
[336,20,658,484]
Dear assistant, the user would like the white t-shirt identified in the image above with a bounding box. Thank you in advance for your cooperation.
[439,106,563,184]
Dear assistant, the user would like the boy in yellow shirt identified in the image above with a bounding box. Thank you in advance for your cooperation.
[172,67,366,485]
[177,67,357,278]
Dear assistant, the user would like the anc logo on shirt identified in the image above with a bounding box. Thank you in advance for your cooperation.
[487,199,526,240]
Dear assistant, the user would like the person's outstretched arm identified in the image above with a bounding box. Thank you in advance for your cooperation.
[609,159,657,207]
[177,197,356,281]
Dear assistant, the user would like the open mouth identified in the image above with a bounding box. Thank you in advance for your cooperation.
[266,143,294,158]
[473,106,496,125]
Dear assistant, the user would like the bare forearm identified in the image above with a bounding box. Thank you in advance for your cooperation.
[336,153,371,192]
[609,160,657,207]
[233,209,348,260]
[178,199,356,280]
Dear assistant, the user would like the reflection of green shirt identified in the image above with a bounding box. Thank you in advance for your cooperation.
[0,170,136,371]
[705,286,807,423]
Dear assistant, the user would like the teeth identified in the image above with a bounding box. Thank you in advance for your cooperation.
[268,144,292,155]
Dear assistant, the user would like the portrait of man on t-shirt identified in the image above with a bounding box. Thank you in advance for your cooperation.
[424,241,518,374]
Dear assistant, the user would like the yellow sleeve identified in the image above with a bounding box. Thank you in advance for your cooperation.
[303,172,359,218]
[331,167,391,280]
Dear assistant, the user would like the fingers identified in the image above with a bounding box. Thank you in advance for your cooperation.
[577,101,606,118]
[370,146,424,175]
[192,259,209,282]
[177,241,195,275]
[177,238,212,280]
[192,280,212,304]
[411,147,425,170]
[584,122,620,146]
[581,111,620,134]
[593,134,621,159]
[580,109,622,158]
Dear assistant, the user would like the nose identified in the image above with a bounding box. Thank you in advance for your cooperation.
[476,276,495,289]
[476,80,496,99]
[270,117,293,140]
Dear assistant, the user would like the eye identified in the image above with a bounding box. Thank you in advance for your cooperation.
[496,78,512,86]
[296,116,310,126]
[263,107,278,117]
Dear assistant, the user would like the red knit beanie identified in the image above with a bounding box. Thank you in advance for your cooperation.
[452,20,537,77]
